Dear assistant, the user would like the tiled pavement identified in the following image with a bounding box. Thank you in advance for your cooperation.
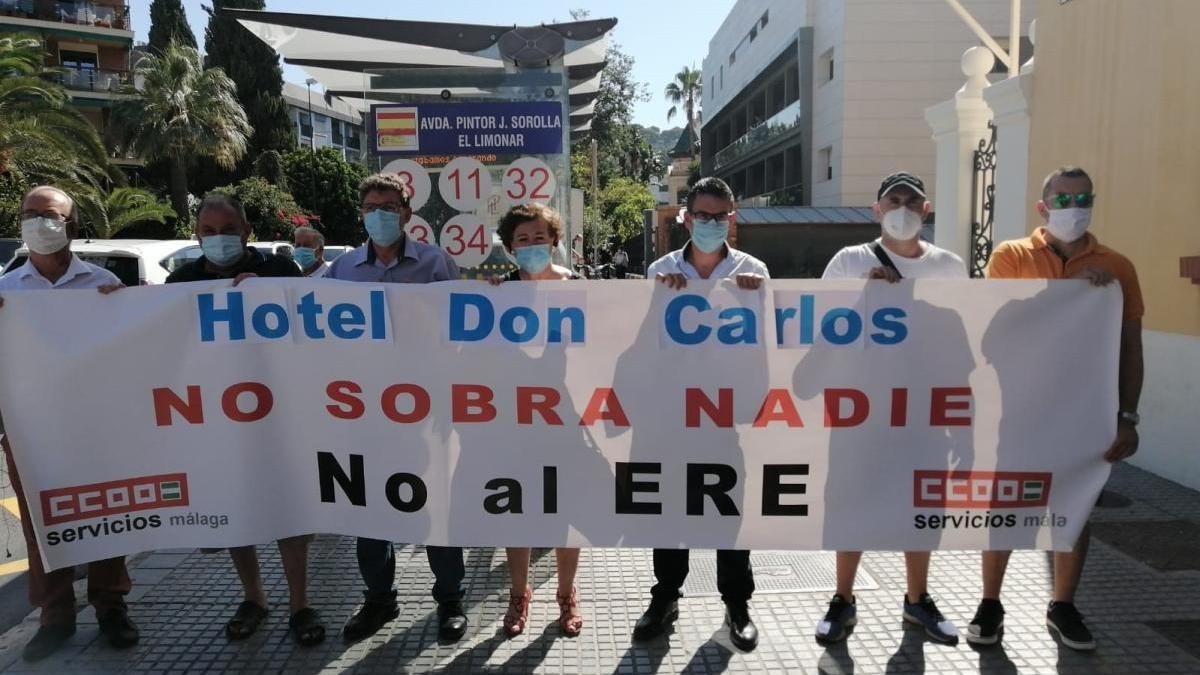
[0,462,1197,674]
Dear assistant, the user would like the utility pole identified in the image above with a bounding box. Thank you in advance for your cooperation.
[590,137,599,267]
[305,77,318,150]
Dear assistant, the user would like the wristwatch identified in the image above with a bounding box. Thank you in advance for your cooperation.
[1118,411,1140,426]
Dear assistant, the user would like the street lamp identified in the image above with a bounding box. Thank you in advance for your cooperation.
[304,77,318,150]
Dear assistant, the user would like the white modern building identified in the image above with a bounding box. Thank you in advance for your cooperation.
[282,82,366,162]
[701,0,1031,207]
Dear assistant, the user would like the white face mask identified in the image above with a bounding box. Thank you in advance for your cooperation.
[21,217,70,255]
[1045,207,1092,243]
[881,207,923,241]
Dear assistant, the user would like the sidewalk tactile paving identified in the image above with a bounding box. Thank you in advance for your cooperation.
[0,463,1196,673]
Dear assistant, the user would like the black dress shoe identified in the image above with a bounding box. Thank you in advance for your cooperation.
[22,624,75,662]
[437,601,468,641]
[726,603,759,651]
[632,599,679,641]
[342,599,399,643]
[98,608,139,649]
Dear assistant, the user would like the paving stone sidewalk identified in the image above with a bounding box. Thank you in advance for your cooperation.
[0,462,1196,674]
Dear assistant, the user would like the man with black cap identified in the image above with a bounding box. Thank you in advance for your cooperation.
[814,172,967,646]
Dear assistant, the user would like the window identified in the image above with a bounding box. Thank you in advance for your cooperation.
[331,119,344,145]
[297,111,313,139]
[729,50,736,66]
[59,49,97,70]
[819,146,833,182]
[160,246,203,274]
[720,64,724,89]
[750,26,758,43]
[819,48,835,85]
[761,11,769,28]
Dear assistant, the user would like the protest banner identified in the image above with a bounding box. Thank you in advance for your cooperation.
[0,279,1120,570]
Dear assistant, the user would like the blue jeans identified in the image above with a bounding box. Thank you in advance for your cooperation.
[355,538,465,604]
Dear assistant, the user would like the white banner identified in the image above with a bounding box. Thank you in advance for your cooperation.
[0,279,1121,570]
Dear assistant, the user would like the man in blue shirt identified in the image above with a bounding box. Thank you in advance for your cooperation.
[327,173,467,643]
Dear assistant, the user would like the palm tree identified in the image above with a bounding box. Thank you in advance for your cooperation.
[0,35,117,196]
[110,43,250,226]
[76,187,177,239]
[665,66,703,156]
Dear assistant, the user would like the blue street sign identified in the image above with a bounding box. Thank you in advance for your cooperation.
[372,102,564,156]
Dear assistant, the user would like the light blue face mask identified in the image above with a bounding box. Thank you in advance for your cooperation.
[364,209,402,246]
[515,243,552,274]
[201,234,244,267]
[293,246,317,270]
[690,218,729,254]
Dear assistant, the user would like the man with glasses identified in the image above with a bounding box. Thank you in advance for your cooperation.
[632,177,767,651]
[968,166,1143,651]
[0,186,136,661]
[325,174,468,643]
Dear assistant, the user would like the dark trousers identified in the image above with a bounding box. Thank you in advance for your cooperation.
[4,441,130,627]
[355,538,465,604]
[651,548,754,605]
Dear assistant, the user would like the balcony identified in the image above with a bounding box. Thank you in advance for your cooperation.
[0,1,131,31]
[713,99,802,170]
[57,66,128,93]
[740,183,804,208]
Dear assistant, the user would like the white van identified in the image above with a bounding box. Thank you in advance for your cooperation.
[2,239,203,286]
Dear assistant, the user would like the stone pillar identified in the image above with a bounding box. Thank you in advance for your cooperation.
[984,18,1036,243]
[925,46,995,263]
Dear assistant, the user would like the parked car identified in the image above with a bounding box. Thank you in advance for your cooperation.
[323,245,353,262]
[249,241,295,259]
[0,239,22,269]
[2,239,202,286]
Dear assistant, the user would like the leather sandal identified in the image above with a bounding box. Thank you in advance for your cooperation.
[225,601,268,640]
[289,607,326,647]
[557,587,583,637]
[503,586,532,637]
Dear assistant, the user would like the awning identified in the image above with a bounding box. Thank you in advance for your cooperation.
[223,9,615,136]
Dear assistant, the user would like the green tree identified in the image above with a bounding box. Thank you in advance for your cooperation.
[0,35,118,202]
[213,177,309,242]
[253,149,287,189]
[204,0,296,171]
[147,0,196,55]
[110,44,251,228]
[282,148,368,245]
[77,187,177,239]
[0,169,30,238]
[598,177,655,243]
[665,66,702,153]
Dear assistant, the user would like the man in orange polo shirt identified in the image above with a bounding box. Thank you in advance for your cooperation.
[967,166,1143,652]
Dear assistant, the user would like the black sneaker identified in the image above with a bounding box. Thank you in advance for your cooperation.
[902,593,958,645]
[1047,601,1096,651]
[966,598,1004,646]
[815,594,857,644]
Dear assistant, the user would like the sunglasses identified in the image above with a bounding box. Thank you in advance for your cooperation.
[1049,192,1095,209]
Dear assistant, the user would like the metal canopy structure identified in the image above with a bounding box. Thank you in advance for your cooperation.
[224,9,615,141]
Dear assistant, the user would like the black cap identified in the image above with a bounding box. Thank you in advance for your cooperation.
[877,172,926,200]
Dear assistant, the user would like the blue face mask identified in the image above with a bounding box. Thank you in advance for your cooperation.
[293,246,317,270]
[201,234,245,267]
[514,243,553,274]
[364,209,402,246]
[690,218,728,254]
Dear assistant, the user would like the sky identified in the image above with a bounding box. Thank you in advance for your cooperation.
[128,0,732,130]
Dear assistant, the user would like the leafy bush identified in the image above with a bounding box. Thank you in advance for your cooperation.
[211,177,309,241]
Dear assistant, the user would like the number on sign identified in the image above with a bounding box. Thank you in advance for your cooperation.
[442,224,488,256]
[447,168,482,202]
[501,158,556,205]
[409,223,431,244]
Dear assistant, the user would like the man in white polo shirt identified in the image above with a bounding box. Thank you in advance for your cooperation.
[633,177,767,652]
[0,186,135,662]
[814,171,967,647]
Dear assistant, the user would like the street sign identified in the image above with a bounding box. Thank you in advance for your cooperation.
[372,102,564,157]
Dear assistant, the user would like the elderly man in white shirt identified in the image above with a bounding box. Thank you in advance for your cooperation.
[634,177,767,652]
[0,186,136,663]
[292,225,330,278]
